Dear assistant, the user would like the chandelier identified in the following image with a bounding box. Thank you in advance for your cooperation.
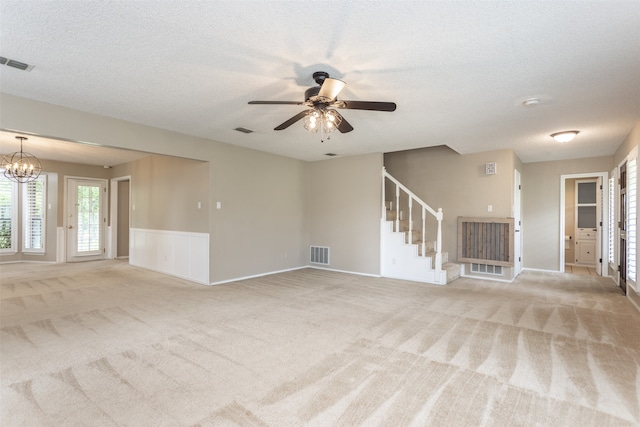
[1,136,42,183]
[303,108,342,141]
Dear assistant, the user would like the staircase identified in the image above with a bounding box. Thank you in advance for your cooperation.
[381,169,461,285]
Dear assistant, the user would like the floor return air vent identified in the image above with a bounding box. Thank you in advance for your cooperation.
[310,246,330,265]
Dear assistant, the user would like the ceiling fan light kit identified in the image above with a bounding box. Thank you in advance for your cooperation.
[249,71,396,140]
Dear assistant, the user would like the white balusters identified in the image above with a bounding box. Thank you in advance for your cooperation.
[421,206,426,257]
[382,169,444,272]
[395,186,400,233]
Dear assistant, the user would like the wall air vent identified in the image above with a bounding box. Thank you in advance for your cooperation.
[471,263,503,275]
[0,57,34,71]
[310,246,330,265]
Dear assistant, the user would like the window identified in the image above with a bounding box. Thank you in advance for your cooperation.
[608,174,615,265]
[628,157,637,283]
[0,177,18,253]
[0,175,47,255]
[23,176,46,253]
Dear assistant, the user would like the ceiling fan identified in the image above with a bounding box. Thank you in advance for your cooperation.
[248,71,396,136]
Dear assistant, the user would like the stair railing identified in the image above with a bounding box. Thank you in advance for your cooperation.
[382,167,443,274]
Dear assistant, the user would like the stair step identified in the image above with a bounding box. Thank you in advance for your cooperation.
[443,262,461,283]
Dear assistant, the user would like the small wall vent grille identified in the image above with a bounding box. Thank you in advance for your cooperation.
[310,246,330,265]
[471,263,503,275]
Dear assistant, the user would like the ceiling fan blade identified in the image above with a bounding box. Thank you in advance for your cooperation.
[333,111,354,133]
[318,78,346,100]
[337,101,396,112]
[249,101,303,105]
[274,110,312,130]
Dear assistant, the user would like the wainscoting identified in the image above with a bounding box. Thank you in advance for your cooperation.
[129,228,209,284]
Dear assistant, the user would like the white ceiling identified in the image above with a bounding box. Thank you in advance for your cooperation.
[1,1,639,164]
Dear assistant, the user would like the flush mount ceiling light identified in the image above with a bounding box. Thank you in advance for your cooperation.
[1,136,42,183]
[551,130,580,143]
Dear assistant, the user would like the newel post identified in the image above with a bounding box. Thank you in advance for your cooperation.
[381,167,386,220]
[435,208,443,272]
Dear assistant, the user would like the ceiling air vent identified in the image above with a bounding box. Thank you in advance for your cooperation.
[325,153,337,157]
[0,57,35,72]
[234,127,253,134]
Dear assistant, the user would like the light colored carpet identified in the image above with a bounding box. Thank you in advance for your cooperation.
[1,261,639,426]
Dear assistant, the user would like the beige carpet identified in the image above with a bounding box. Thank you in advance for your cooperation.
[1,261,639,426]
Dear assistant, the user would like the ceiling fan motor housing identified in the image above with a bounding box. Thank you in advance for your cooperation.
[312,71,329,85]
[305,86,321,102]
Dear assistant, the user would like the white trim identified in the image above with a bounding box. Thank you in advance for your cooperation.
[0,260,56,265]
[307,265,381,278]
[211,265,380,286]
[56,226,65,263]
[461,271,515,283]
[522,267,562,274]
[64,176,108,262]
[0,177,18,254]
[21,174,47,254]
[210,266,308,286]
[129,227,209,284]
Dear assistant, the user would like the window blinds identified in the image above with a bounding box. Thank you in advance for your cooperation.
[0,178,16,251]
[628,157,637,283]
[609,175,615,265]
[23,176,46,252]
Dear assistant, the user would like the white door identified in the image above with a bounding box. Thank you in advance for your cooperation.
[66,178,106,262]
[514,169,522,276]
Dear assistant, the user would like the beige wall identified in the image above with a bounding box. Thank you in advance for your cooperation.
[117,180,129,257]
[125,155,209,233]
[1,94,309,284]
[522,156,612,271]
[210,143,308,282]
[614,120,640,166]
[384,146,517,262]
[564,179,576,264]
[39,159,112,226]
[307,153,383,276]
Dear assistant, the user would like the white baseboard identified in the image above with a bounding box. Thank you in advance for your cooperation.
[307,265,381,278]
[210,266,308,285]
[522,267,562,274]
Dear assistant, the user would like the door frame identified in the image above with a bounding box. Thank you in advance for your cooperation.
[513,169,522,276]
[108,175,131,260]
[559,172,609,275]
[64,176,108,262]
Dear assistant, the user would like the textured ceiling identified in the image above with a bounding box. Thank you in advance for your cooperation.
[1,1,639,163]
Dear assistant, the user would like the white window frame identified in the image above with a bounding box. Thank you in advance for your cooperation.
[608,170,616,269]
[0,177,18,254]
[627,155,637,285]
[22,175,47,254]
